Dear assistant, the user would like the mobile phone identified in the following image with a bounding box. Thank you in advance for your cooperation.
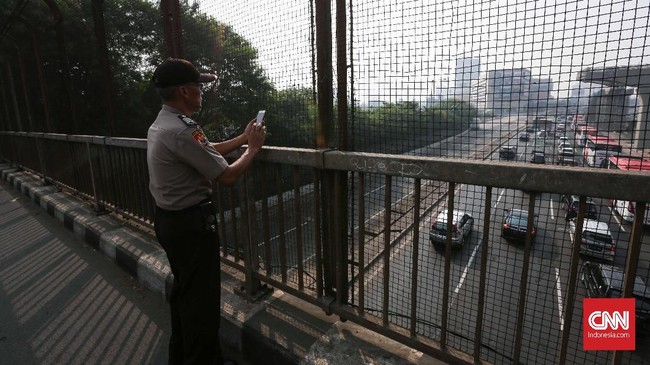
[255,110,266,126]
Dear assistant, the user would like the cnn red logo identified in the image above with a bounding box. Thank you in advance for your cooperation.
[583,298,635,350]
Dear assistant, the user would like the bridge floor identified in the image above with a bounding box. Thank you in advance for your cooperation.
[0,181,171,364]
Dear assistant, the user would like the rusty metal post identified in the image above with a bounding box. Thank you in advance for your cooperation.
[91,0,116,135]
[161,0,184,58]
[315,0,336,301]
[0,69,11,130]
[4,60,23,131]
[612,202,646,365]
[333,0,350,305]
[41,0,78,134]
[16,16,54,132]
[6,36,34,131]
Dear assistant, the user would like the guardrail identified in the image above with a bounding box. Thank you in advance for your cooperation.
[2,131,650,365]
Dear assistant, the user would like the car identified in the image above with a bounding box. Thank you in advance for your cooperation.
[499,145,518,160]
[556,123,566,133]
[580,261,650,331]
[558,147,574,156]
[530,150,545,164]
[502,209,537,243]
[526,125,536,133]
[572,219,616,262]
[519,132,530,142]
[537,130,549,139]
[557,150,577,165]
[560,194,599,220]
[556,136,569,145]
[557,143,572,152]
[429,210,474,249]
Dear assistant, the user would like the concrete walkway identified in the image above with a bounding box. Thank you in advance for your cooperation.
[0,163,451,365]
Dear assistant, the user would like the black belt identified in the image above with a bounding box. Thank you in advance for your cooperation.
[156,199,217,232]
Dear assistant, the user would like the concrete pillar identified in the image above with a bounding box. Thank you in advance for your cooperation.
[634,88,650,151]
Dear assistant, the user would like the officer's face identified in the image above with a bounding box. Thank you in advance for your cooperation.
[180,82,203,112]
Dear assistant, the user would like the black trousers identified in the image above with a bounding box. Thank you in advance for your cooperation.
[155,203,222,365]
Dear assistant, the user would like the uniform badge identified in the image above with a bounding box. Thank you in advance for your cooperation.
[178,115,197,126]
[192,128,210,146]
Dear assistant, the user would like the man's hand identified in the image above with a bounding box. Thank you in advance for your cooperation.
[242,119,256,141]
[248,122,266,152]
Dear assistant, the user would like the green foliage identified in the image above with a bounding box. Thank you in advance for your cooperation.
[353,99,479,153]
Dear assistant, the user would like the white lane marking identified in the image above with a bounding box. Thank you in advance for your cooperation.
[452,188,504,301]
[608,206,627,232]
[494,189,505,208]
[454,241,480,296]
[550,199,555,220]
[555,267,564,331]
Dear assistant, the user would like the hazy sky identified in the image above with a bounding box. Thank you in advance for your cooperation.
[199,0,650,102]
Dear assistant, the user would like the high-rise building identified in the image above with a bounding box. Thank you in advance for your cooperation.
[453,58,481,102]
[486,68,532,115]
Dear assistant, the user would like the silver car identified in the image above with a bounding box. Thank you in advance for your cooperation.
[429,210,474,249]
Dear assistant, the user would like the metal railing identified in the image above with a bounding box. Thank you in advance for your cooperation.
[2,130,650,365]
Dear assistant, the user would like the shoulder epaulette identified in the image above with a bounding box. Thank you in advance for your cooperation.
[178,115,197,126]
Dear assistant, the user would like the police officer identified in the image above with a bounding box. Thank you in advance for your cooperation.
[147,58,265,365]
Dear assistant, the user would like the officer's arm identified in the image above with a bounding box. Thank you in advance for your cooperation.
[215,125,265,186]
[211,134,247,156]
[211,119,256,156]
[215,146,261,186]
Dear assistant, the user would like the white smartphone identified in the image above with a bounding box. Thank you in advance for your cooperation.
[255,110,266,126]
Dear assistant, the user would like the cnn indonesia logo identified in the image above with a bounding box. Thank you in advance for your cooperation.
[583,298,635,350]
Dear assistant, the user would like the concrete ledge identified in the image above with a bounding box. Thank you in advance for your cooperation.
[0,165,448,365]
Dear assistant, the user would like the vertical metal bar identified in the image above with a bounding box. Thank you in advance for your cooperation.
[473,186,492,361]
[42,0,78,133]
[239,173,260,297]
[440,181,455,347]
[0,71,10,130]
[559,196,588,364]
[309,0,316,102]
[276,168,288,282]
[10,39,34,131]
[409,178,421,336]
[612,201,646,365]
[91,0,116,135]
[5,62,23,131]
[261,170,272,276]
[229,186,240,262]
[217,188,228,257]
[314,172,323,297]
[382,175,392,326]
[513,192,537,364]
[357,172,365,315]
[29,26,53,132]
[334,170,349,305]
[336,0,348,151]
[86,142,102,212]
[315,0,333,148]
[293,166,305,290]
[160,0,184,58]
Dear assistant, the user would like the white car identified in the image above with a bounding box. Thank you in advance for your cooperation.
[557,142,572,151]
[557,136,569,145]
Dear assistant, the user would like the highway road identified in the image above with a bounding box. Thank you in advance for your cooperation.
[221,114,650,364]
[359,118,650,365]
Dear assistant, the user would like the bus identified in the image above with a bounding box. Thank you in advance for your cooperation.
[584,135,622,167]
[605,156,650,225]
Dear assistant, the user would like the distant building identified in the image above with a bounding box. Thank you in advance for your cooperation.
[529,77,554,114]
[486,68,532,115]
[453,58,481,102]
